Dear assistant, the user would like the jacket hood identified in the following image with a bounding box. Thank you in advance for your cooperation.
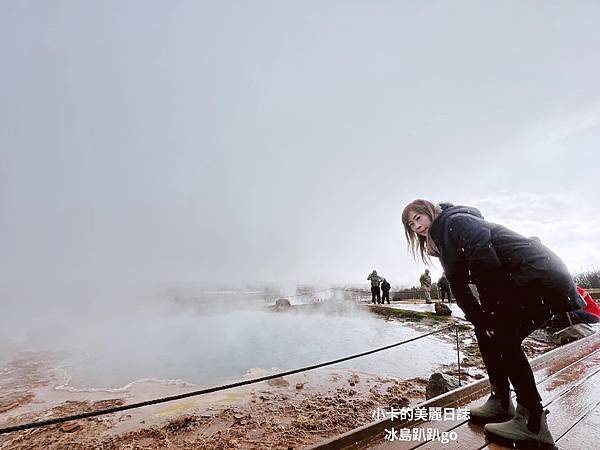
[438,203,484,220]
[430,203,485,240]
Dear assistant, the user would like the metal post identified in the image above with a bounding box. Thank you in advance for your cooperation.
[455,324,462,386]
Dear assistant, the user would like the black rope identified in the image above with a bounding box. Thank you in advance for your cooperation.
[0,323,455,435]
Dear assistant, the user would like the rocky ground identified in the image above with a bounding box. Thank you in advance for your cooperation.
[0,302,558,449]
[0,358,427,449]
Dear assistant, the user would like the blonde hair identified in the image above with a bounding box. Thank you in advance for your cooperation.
[401,199,441,265]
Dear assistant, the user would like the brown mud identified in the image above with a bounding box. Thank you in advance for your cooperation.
[0,303,558,449]
[0,359,427,449]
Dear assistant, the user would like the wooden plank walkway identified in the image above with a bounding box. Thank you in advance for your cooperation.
[308,331,600,450]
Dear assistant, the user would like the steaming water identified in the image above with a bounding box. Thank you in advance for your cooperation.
[3,290,457,390]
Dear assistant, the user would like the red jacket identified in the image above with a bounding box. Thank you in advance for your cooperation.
[577,286,600,318]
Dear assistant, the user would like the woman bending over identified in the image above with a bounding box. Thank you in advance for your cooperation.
[402,200,584,449]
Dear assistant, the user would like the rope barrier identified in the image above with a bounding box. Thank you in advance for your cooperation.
[0,323,457,434]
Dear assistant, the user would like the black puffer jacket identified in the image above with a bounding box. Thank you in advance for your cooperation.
[428,203,584,329]
[438,276,450,291]
[381,280,391,293]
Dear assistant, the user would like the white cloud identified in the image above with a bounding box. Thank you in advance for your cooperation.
[472,193,600,273]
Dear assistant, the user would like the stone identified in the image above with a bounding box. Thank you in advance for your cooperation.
[553,324,595,345]
[60,422,82,433]
[434,302,452,316]
[267,376,290,387]
[275,298,291,307]
[426,372,460,400]
[347,373,360,386]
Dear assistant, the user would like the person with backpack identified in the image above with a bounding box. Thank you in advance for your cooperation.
[367,269,383,304]
[419,269,432,303]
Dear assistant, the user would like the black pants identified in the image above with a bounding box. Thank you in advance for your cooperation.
[440,288,452,302]
[382,290,390,304]
[474,307,552,412]
[371,286,381,304]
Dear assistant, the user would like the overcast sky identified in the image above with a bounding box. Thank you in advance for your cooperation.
[1,1,599,292]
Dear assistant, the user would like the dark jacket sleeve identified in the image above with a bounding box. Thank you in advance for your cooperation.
[447,272,489,329]
[446,215,509,329]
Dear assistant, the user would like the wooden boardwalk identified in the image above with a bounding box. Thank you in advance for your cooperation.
[309,331,600,450]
